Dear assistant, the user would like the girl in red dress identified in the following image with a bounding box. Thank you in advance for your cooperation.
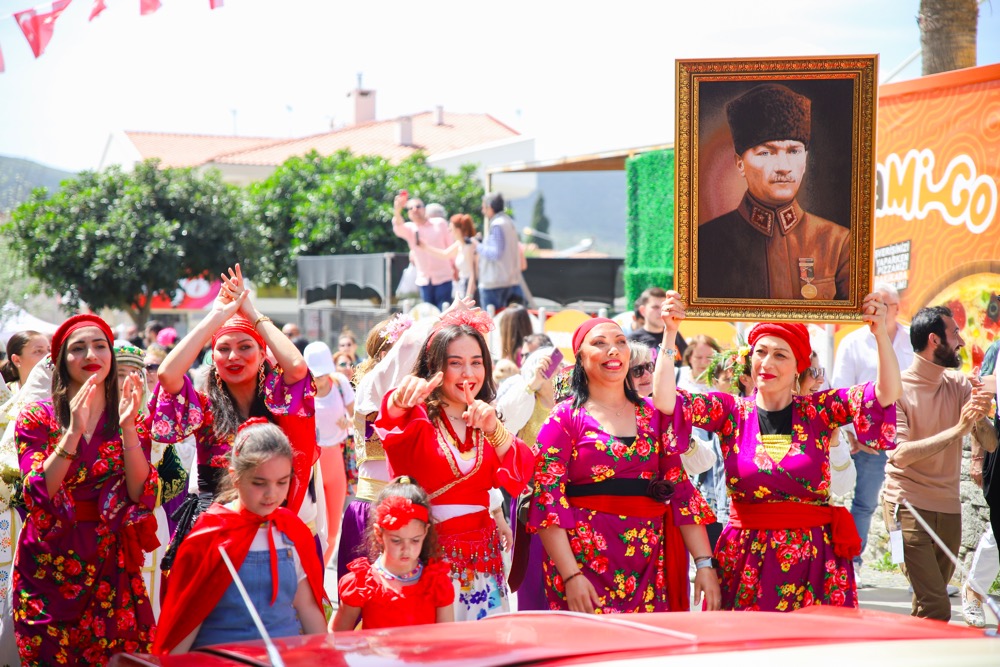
[332,476,455,630]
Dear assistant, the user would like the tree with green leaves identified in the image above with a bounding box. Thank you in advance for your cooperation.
[530,193,553,250]
[4,160,256,328]
[247,149,485,287]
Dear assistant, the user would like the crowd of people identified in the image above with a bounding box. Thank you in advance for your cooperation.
[0,266,996,665]
[393,191,528,312]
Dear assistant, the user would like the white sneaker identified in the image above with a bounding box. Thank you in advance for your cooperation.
[853,562,866,589]
[962,587,987,628]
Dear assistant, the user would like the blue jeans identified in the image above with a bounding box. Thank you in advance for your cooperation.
[419,281,453,309]
[480,284,524,312]
[849,448,889,565]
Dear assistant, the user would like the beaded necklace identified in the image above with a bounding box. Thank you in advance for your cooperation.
[374,554,423,583]
[439,412,475,454]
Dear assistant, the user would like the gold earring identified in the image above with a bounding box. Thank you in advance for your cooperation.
[257,363,266,394]
[214,368,224,390]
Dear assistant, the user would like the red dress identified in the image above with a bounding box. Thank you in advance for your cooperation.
[339,557,455,629]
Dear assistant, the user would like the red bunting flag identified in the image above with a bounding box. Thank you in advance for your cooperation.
[90,0,107,20]
[210,0,224,8]
[140,0,161,15]
[14,0,74,59]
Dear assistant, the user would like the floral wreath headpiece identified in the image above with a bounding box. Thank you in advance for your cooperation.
[374,494,430,530]
[701,344,751,395]
[380,313,414,346]
[425,309,495,351]
[234,417,272,455]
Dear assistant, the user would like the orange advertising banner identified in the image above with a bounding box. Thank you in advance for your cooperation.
[874,63,1000,369]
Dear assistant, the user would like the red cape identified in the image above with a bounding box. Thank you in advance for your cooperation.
[275,412,319,514]
[152,503,326,654]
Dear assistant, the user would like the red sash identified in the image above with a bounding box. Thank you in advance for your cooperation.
[274,412,319,514]
[729,500,861,559]
[152,504,326,655]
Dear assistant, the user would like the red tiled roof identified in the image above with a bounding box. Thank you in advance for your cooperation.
[213,111,519,166]
[125,132,282,169]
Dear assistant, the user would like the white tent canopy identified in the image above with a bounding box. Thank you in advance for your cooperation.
[0,302,59,348]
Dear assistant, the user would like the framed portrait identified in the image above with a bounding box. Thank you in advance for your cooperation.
[675,55,878,322]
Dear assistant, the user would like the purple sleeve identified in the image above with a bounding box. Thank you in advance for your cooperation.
[816,381,897,450]
[16,403,73,540]
[264,367,316,418]
[526,403,576,532]
[651,404,716,526]
[148,375,207,444]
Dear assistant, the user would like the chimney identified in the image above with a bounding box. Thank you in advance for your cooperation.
[435,105,445,126]
[396,116,413,146]
[346,73,376,125]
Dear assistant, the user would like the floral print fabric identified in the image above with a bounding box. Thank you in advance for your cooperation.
[14,401,159,665]
[148,367,316,475]
[670,383,895,612]
[527,398,714,613]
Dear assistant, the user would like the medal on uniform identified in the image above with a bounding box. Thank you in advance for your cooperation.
[798,258,817,299]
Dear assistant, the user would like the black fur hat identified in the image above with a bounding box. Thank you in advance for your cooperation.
[726,84,811,155]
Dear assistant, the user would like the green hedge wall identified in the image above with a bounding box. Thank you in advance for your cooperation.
[624,149,675,308]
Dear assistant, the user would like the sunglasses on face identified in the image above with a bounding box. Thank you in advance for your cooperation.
[407,204,424,211]
[807,366,825,380]
[337,361,353,368]
[629,362,655,378]
[145,363,160,372]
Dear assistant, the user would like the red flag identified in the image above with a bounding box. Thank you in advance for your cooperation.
[90,0,107,20]
[209,0,224,8]
[140,0,161,15]
[14,0,74,59]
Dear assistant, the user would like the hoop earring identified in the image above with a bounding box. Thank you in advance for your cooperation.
[257,363,266,394]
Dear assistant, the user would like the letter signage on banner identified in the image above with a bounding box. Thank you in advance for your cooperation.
[873,63,1000,370]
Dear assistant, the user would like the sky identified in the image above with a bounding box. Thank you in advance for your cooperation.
[0,0,997,173]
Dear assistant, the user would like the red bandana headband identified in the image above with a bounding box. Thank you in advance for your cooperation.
[374,495,430,530]
[748,322,812,373]
[212,313,265,351]
[425,309,495,351]
[571,317,619,355]
[51,314,115,360]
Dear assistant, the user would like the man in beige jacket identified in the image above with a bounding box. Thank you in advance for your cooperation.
[882,305,997,621]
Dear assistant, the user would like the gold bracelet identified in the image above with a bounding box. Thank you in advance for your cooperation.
[53,446,77,460]
[252,314,272,329]
[485,422,511,449]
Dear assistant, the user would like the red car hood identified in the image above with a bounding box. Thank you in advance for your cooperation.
[113,607,993,667]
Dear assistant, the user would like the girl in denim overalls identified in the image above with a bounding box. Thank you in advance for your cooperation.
[153,420,328,654]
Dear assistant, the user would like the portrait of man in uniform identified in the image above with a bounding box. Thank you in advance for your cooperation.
[698,83,850,301]
[675,56,877,323]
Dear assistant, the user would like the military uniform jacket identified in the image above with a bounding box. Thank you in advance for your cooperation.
[697,192,850,300]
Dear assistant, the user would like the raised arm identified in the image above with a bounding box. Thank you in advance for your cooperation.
[157,291,246,395]
[419,240,461,260]
[652,291,685,415]
[861,292,902,408]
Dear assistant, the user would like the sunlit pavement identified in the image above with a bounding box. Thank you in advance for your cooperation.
[858,585,999,630]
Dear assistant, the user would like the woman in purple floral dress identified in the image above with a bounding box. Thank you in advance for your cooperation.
[14,315,159,665]
[528,318,719,614]
[150,265,315,570]
[653,291,901,612]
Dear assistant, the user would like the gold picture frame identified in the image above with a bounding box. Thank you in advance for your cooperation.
[675,55,878,322]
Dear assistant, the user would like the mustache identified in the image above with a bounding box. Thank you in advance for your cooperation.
[769,176,797,183]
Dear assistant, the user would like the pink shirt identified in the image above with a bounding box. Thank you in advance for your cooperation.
[394,217,454,286]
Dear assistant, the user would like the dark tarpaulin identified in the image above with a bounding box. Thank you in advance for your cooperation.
[297,254,623,307]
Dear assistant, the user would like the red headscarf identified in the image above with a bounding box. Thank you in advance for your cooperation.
[51,314,114,360]
[571,317,619,355]
[748,322,812,373]
[212,313,265,350]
